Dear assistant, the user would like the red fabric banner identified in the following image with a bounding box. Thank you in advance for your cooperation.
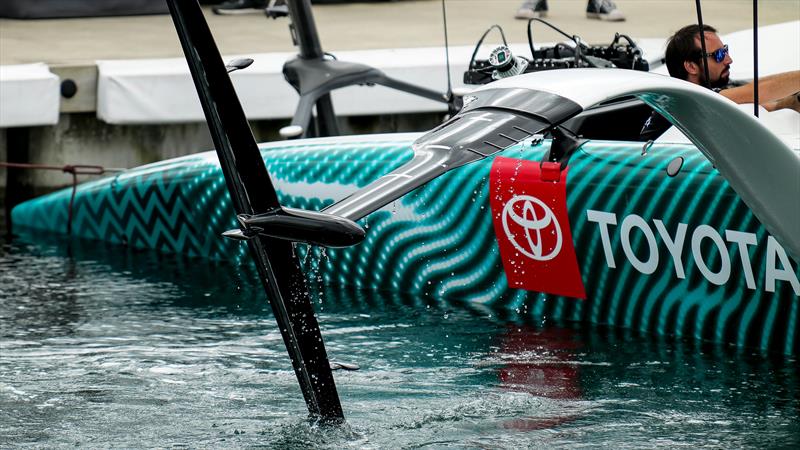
[489,157,586,299]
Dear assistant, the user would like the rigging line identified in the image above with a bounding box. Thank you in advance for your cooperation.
[694,0,711,89]
[528,18,584,47]
[0,162,124,174]
[468,25,507,71]
[441,0,452,98]
[0,162,123,235]
[753,0,759,117]
[527,18,587,63]
[527,19,536,59]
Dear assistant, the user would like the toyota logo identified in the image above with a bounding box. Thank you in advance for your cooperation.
[501,195,563,261]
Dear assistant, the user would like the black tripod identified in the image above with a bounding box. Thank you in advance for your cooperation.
[269,0,451,138]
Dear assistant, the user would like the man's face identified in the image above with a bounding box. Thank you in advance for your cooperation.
[693,31,733,88]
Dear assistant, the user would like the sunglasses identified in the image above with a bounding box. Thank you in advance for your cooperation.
[698,44,729,63]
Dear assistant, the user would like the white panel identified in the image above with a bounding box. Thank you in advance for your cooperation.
[91,27,730,125]
[0,63,60,128]
[97,53,296,124]
[723,21,800,80]
[94,43,542,124]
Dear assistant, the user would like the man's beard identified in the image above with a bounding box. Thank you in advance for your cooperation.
[702,66,731,89]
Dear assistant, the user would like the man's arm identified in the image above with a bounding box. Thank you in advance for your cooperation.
[720,70,800,105]
[763,91,800,113]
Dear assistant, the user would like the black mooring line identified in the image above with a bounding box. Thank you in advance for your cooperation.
[694,0,711,89]
[441,0,452,98]
[753,0,759,117]
[166,0,343,422]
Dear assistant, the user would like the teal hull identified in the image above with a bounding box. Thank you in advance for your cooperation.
[12,134,799,354]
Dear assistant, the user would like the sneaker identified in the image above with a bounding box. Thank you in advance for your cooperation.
[212,0,269,15]
[515,0,548,20]
[586,0,625,21]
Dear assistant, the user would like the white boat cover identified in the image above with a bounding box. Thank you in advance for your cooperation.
[0,63,59,128]
[94,39,665,125]
[2,22,793,127]
[96,46,476,124]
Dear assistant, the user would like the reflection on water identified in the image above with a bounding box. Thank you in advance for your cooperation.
[1,236,798,448]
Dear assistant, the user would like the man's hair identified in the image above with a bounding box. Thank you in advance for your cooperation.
[665,24,718,80]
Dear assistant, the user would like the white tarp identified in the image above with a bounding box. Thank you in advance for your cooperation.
[93,36,673,125]
[98,52,294,124]
[95,20,796,125]
[95,44,558,124]
[0,63,60,128]
[97,47,454,124]
[722,21,800,80]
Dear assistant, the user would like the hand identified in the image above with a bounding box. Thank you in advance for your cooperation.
[764,91,800,113]
[793,91,800,113]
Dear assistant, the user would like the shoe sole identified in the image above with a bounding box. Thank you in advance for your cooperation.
[212,8,265,15]
[586,12,625,21]
[515,10,547,20]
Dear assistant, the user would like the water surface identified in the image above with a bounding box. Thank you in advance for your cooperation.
[1,237,798,448]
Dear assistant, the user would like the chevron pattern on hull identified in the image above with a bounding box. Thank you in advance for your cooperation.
[13,153,242,261]
[12,137,415,261]
[12,136,799,354]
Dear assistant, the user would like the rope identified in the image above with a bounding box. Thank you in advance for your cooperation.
[1,162,125,235]
[752,0,759,117]
[694,0,711,89]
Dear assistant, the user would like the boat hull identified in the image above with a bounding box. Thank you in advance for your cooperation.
[12,134,799,354]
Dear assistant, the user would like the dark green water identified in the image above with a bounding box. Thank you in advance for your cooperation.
[1,237,798,448]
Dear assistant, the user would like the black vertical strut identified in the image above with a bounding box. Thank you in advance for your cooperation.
[694,0,711,89]
[285,0,339,136]
[277,0,449,138]
[166,0,344,422]
[752,0,759,117]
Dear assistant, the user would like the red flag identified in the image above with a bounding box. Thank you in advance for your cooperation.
[489,157,586,299]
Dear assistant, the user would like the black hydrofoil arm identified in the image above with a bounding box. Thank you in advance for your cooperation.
[166,0,344,422]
